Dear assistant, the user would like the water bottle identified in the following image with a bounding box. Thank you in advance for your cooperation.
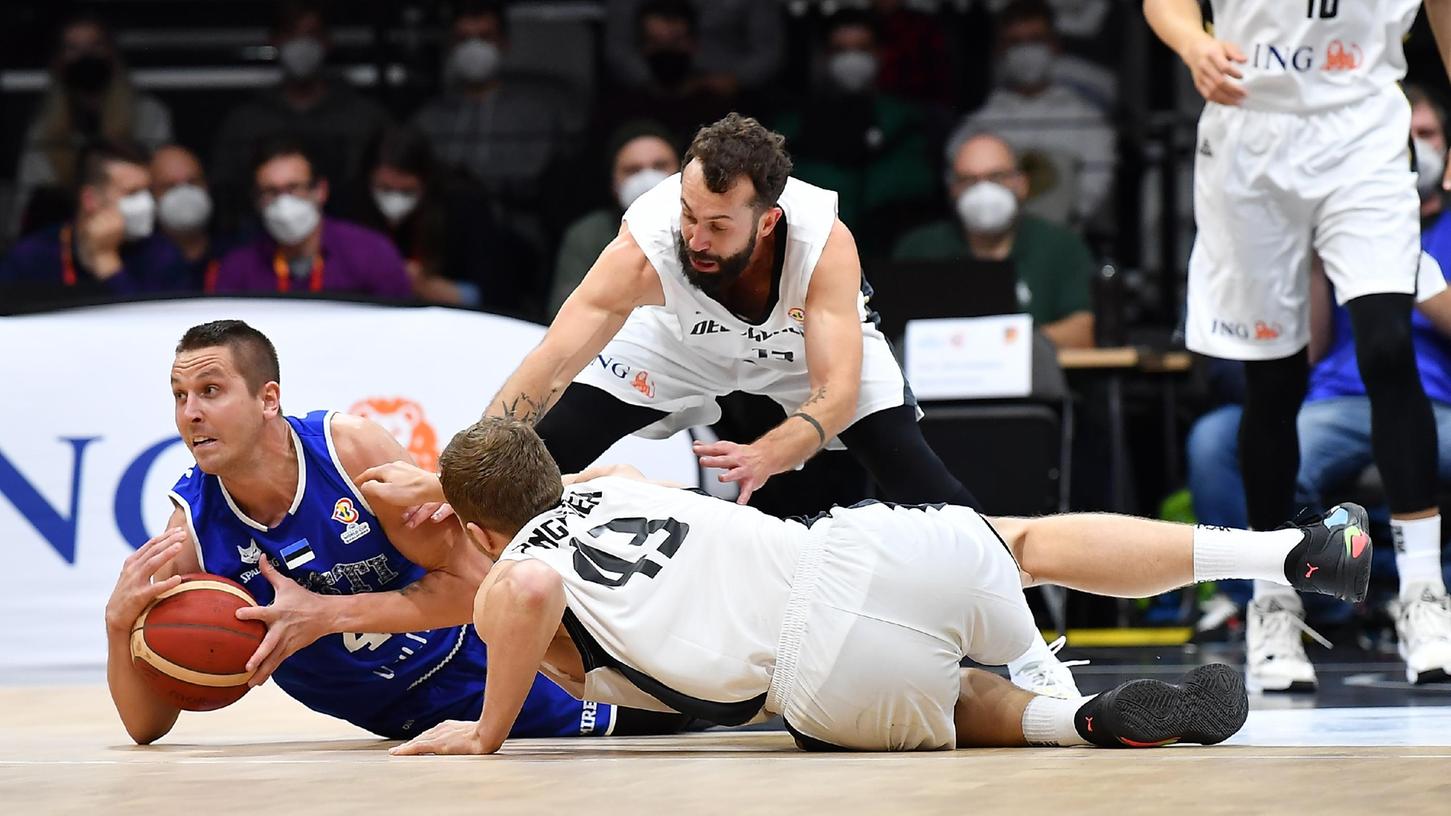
[1093,262,1126,347]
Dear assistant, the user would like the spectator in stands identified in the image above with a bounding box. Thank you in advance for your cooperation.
[209,0,390,232]
[1410,86,1448,222]
[592,0,740,150]
[773,9,936,255]
[354,126,536,314]
[10,13,174,240]
[150,145,228,290]
[603,0,784,94]
[412,1,569,205]
[946,0,1116,225]
[1,141,188,312]
[892,132,1095,349]
[869,0,953,108]
[209,135,409,299]
[548,121,680,317]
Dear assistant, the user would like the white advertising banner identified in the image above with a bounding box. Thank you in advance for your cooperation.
[0,298,698,672]
[904,314,1034,400]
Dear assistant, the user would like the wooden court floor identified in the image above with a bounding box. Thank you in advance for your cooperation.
[3,683,1449,815]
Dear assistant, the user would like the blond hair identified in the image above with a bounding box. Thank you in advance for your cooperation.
[438,418,562,536]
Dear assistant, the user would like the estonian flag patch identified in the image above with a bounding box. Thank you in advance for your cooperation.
[280,538,316,570]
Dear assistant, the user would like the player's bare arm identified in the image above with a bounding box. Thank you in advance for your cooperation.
[562,463,684,489]
[694,219,865,504]
[1144,0,1247,106]
[391,559,566,756]
[234,415,491,685]
[484,224,665,425]
[104,506,201,744]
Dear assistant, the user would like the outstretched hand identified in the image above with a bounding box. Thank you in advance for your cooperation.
[693,439,774,505]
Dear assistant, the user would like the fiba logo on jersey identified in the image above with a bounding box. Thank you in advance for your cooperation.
[332,497,372,545]
[332,498,360,524]
[348,397,440,472]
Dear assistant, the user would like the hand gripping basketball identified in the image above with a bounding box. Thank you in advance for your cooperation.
[233,555,331,686]
[105,529,187,636]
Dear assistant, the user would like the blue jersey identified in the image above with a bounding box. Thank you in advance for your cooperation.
[168,410,616,739]
[1307,216,1451,407]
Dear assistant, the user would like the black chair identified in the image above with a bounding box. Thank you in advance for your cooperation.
[914,331,1074,633]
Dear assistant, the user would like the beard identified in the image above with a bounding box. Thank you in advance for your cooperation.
[675,228,756,298]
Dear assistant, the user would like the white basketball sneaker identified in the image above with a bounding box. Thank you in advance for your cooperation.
[1390,583,1451,685]
[1245,595,1326,694]
[1009,636,1088,699]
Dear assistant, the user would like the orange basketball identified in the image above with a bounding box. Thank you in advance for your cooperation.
[129,573,265,711]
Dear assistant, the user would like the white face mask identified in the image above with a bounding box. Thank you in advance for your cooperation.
[278,37,325,79]
[116,190,155,240]
[1416,137,1445,199]
[373,188,421,224]
[827,50,878,94]
[263,193,321,246]
[616,168,670,211]
[448,38,502,85]
[956,181,1019,234]
[1000,42,1055,90]
[157,184,212,233]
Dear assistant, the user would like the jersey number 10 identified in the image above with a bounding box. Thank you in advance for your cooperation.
[1307,0,1338,18]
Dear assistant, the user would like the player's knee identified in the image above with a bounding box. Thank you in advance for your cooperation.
[1353,320,1417,390]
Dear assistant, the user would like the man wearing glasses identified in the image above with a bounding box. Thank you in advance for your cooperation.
[892,132,1097,350]
[209,134,410,299]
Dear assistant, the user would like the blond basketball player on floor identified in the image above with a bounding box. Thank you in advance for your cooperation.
[362,418,1372,754]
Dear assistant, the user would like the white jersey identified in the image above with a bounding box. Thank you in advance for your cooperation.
[1211,0,1420,112]
[497,477,805,724]
[622,173,888,372]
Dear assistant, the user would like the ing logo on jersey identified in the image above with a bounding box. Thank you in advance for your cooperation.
[788,306,805,324]
[1323,41,1362,72]
[349,396,440,472]
[631,371,655,398]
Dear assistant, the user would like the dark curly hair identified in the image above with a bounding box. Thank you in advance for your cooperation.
[684,113,793,211]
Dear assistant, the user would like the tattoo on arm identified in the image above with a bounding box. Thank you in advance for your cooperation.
[802,386,827,409]
[494,389,557,425]
[790,412,827,448]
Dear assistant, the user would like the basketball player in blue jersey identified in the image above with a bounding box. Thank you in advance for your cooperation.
[103,320,688,745]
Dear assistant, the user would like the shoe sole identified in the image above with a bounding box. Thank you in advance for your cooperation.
[1410,667,1451,685]
[1333,503,1372,605]
[1099,664,1249,747]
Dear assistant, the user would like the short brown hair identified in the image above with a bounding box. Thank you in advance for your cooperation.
[176,320,280,395]
[439,418,562,535]
[684,113,792,211]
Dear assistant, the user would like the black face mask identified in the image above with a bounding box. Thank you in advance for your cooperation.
[675,228,755,298]
[62,54,113,94]
[646,49,693,89]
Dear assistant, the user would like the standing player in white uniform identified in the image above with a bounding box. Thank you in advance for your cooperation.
[366,417,1373,755]
[478,113,1079,698]
[1146,0,1451,690]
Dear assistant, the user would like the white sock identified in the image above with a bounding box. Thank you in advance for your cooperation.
[1192,525,1304,586]
[1007,633,1056,676]
[1393,515,1445,596]
[1021,694,1091,746]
